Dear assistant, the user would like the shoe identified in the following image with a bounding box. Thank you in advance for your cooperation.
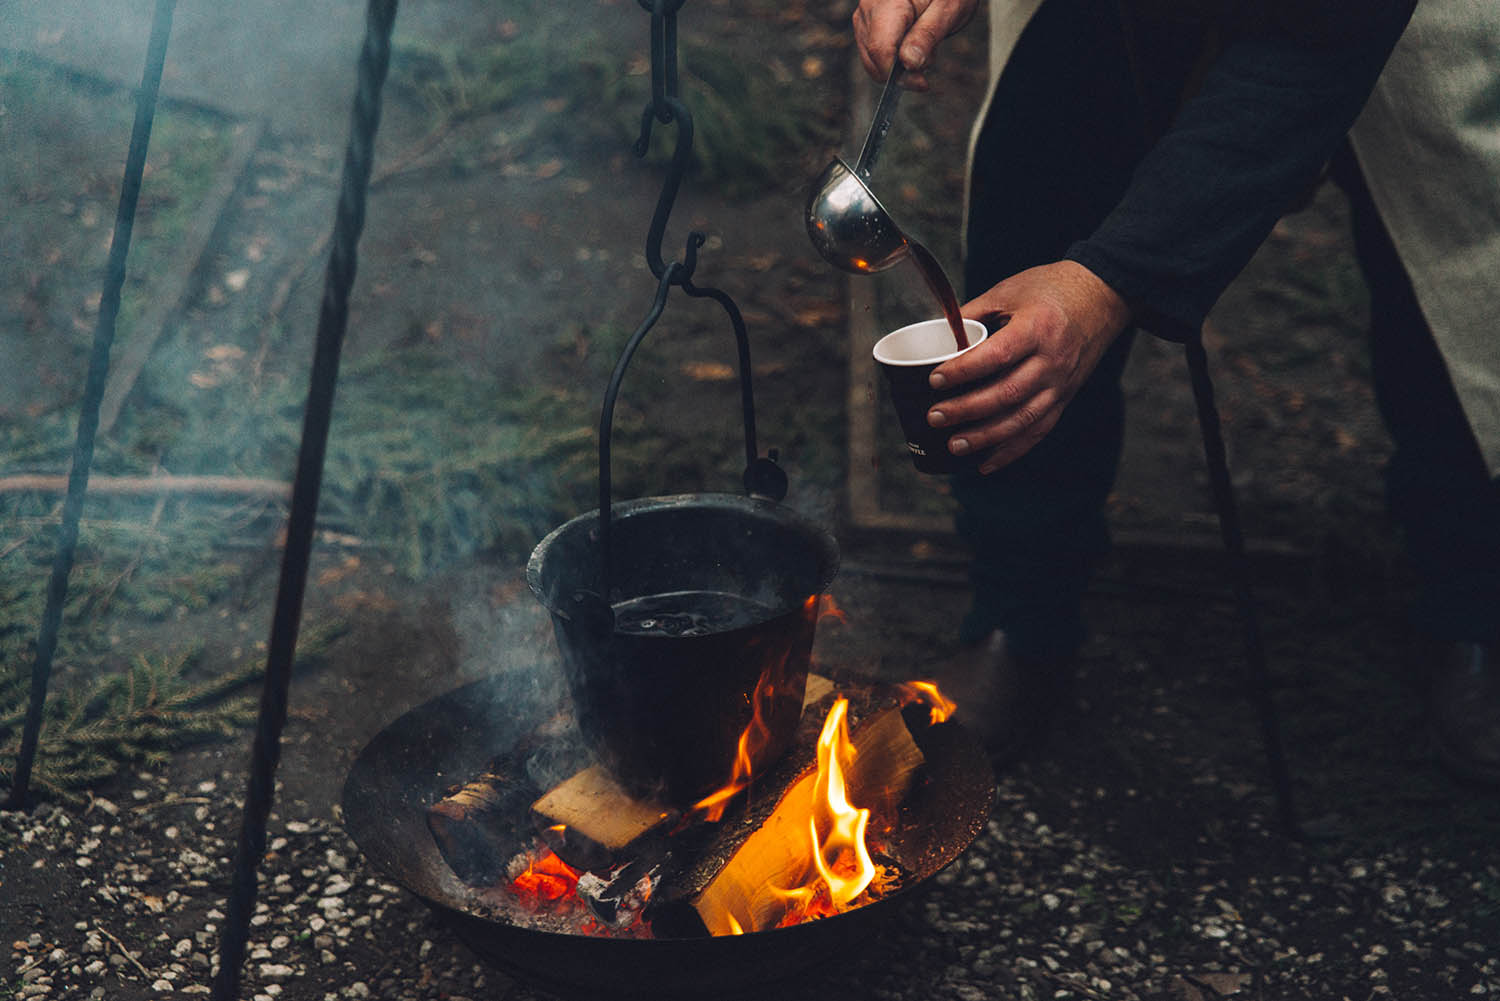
[1427,641,1500,787]
[930,630,1075,766]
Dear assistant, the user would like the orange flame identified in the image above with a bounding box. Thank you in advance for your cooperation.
[691,666,781,823]
[690,595,821,823]
[806,698,876,906]
[765,697,876,928]
[897,679,956,725]
[816,593,848,626]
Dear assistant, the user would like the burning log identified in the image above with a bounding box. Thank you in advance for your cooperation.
[648,699,926,937]
[531,765,680,873]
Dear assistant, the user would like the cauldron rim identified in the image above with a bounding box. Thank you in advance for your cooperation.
[525,492,841,615]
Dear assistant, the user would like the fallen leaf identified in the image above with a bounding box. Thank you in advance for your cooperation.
[333,589,398,613]
[741,253,780,272]
[793,300,842,328]
[535,159,564,179]
[189,372,220,389]
[682,361,736,382]
[224,268,251,292]
[204,344,246,363]
[317,555,362,586]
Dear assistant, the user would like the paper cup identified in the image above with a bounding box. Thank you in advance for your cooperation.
[873,317,989,474]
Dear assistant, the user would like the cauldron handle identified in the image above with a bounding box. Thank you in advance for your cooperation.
[583,257,787,622]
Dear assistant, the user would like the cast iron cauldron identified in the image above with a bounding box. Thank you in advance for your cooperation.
[527,284,840,805]
[528,493,839,804]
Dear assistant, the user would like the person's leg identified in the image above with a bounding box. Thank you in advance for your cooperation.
[959,0,1178,661]
[1332,143,1500,780]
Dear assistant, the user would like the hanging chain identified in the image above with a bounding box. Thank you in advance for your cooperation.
[634,0,701,283]
[585,0,786,609]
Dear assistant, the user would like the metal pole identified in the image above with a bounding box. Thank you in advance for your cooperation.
[211,2,398,996]
[4,0,178,810]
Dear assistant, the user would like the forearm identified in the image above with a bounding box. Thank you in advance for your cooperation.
[1066,1,1416,341]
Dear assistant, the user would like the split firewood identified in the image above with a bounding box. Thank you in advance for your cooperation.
[426,764,539,887]
[426,709,587,886]
[648,698,926,937]
[530,764,680,873]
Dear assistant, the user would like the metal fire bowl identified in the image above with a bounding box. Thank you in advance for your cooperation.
[341,674,995,1000]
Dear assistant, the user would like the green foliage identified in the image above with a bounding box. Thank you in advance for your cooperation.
[316,347,602,575]
[0,650,258,801]
[388,15,834,196]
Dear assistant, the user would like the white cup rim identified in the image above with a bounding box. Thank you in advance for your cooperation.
[872,318,988,366]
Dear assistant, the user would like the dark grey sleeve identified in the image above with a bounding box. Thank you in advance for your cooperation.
[1065,3,1415,341]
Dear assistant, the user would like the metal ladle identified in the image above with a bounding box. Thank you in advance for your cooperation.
[805,61,913,274]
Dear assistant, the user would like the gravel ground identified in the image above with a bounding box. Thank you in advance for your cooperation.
[6,546,1499,1001]
[4,745,1498,1001]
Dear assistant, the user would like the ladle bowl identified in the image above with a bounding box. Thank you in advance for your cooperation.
[805,156,910,275]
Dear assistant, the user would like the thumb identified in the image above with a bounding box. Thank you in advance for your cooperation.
[899,0,971,70]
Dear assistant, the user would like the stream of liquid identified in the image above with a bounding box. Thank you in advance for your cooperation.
[908,239,969,351]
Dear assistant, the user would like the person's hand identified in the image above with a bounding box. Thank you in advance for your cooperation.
[926,261,1131,473]
[853,0,980,91]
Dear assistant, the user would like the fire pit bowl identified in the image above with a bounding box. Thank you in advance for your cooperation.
[527,492,839,804]
[341,673,997,999]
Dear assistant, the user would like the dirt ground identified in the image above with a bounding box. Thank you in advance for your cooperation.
[3,1,1498,999]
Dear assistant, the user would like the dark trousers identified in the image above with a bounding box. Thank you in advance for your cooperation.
[959,0,1500,655]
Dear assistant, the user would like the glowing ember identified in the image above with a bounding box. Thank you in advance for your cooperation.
[510,849,581,904]
[898,678,956,725]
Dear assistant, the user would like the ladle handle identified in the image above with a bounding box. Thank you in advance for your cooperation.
[854,60,904,179]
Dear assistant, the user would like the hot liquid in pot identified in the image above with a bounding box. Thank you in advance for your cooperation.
[612,590,780,637]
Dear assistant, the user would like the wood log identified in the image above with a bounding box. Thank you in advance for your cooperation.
[648,699,925,937]
[530,764,679,873]
[426,764,538,887]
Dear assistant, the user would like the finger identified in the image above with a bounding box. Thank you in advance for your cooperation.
[945,394,1064,471]
[852,6,883,81]
[974,414,1059,474]
[861,0,918,78]
[901,0,970,70]
[930,315,1038,389]
[926,357,1049,429]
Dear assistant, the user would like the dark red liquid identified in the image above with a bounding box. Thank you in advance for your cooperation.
[908,239,968,351]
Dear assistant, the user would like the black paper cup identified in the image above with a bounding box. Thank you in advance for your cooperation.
[873,317,989,474]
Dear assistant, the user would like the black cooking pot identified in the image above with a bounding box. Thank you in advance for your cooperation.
[527,289,838,803]
[528,493,838,804]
